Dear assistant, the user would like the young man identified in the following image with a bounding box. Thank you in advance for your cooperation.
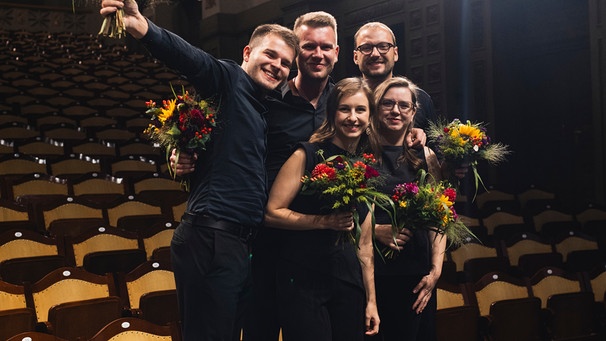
[249,11,341,341]
[170,11,342,341]
[100,1,298,340]
[353,22,436,131]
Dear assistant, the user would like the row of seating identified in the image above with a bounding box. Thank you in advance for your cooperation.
[0,194,185,236]
[1,28,189,341]
[0,262,179,340]
[436,267,605,340]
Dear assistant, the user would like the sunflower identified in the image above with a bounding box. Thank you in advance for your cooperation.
[158,99,176,124]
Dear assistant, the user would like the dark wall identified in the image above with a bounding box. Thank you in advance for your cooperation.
[491,0,592,206]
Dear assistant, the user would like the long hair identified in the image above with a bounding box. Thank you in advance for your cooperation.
[309,77,381,155]
[372,76,424,170]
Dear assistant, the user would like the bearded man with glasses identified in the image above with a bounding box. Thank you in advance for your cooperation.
[353,22,437,131]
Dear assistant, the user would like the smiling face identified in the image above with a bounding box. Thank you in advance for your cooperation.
[332,90,370,149]
[379,86,416,134]
[242,33,296,91]
[353,26,398,82]
[295,25,339,81]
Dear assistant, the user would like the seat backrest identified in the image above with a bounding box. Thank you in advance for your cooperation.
[476,190,515,210]
[575,208,606,226]
[105,200,163,228]
[41,200,105,231]
[504,234,553,266]
[436,281,471,310]
[588,268,606,303]
[533,209,574,232]
[529,267,583,308]
[517,188,556,209]
[49,158,102,179]
[0,279,28,311]
[141,228,176,260]
[553,234,599,262]
[71,175,126,196]
[482,212,525,235]
[88,317,174,341]
[0,156,48,176]
[472,272,530,316]
[0,229,59,263]
[10,176,69,201]
[449,242,498,272]
[0,202,34,234]
[30,267,114,323]
[68,228,141,267]
[123,261,176,310]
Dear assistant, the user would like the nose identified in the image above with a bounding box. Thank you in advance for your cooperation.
[370,46,381,57]
[346,109,358,121]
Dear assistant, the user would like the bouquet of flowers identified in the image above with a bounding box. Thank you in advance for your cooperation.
[427,118,511,197]
[144,86,218,190]
[300,151,392,246]
[96,0,173,39]
[386,169,473,258]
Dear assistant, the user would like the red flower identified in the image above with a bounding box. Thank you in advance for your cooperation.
[443,187,457,202]
[364,165,380,179]
[311,164,336,180]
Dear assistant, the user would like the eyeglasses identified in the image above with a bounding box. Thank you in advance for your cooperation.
[380,100,414,112]
[355,43,395,55]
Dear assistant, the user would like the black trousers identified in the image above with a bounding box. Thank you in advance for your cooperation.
[247,228,282,341]
[276,263,366,341]
[171,220,251,341]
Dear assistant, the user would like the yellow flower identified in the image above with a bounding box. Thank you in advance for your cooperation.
[458,124,483,140]
[399,201,407,208]
[159,99,176,124]
[439,194,453,207]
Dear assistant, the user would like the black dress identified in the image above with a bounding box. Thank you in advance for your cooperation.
[274,141,368,341]
[367,145,436,341]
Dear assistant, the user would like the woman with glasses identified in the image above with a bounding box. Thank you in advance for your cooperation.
[366,77,446,341]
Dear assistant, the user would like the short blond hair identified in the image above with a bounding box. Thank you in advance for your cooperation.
[293,11,338,43]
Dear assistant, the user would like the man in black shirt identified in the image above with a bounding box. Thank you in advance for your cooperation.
[353,22,437,131]
[250,12,340,341]
[171,11,340,341]
[100,1,298,340]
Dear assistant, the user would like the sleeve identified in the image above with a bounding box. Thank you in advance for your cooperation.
[139,19,225,95]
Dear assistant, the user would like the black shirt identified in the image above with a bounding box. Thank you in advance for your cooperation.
[141,20,268,227]
[264,80,333,188]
